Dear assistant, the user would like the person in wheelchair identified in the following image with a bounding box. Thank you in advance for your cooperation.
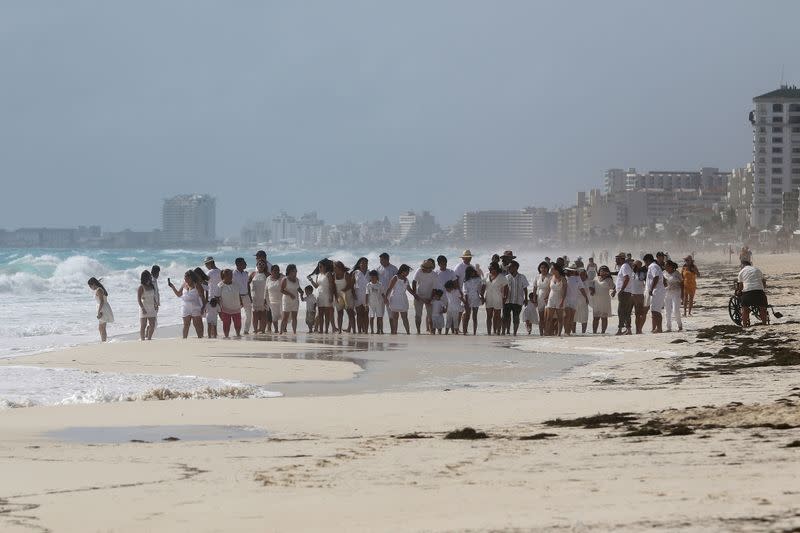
[735,260,767,327]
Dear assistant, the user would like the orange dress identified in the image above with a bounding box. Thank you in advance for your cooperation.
[682,267,697,294]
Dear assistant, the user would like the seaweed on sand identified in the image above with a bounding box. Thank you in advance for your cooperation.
[444,427,489,440]
[519,433,558,440]
[544,412,637,429]
[395,433,431,439]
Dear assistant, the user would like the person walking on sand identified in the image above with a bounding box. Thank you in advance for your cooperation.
[611,252,633,335]
[590,265,614,334]
[280,264,303,333]
[736,260,768,326]
[233,258,253,334]
[168,270,205,339]
[88,277,113,342]
[204,257,221,338]
[385,264,416,334]
[137,270,157,341]
[412,258,437,334]
[663,260,683,332]
[532,261,551,336]
[681,255,699,317]
[218,269,243,338]
[643,253,665,334]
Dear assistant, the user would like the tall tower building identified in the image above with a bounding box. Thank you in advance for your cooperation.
[750,85,800,228]
[161,194,216,245]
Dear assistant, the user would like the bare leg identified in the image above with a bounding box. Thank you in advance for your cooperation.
[486,309,493,335]
[377,316,384,334]
[538,310,546,335]
[281,311,290,333]
[400,312,410,334]
[99,322,107,342]
[192,316,204,338]
[290,311,298,333]
[346,309,356,333]
[182,316,191,339]
[146,318,156,340]
[601,317,608,333]
[592,317,599,334]
[139,318,147,340]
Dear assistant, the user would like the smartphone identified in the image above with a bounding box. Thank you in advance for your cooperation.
[167,277,172,285]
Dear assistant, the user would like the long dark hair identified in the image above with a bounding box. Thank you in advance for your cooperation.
[193,267,209,283]
[140,270,153,289]
[352,257,368,272]
[88,277,108,296]
[184,270,198,285]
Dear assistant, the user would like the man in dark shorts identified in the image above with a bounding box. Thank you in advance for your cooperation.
[503,260,528,335]
[736,260,767,326]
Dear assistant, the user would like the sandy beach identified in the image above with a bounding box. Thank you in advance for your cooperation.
[1,253,799,532]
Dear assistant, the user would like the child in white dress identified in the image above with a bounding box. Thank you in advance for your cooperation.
[430,289,446,334]
[522,292,538,335]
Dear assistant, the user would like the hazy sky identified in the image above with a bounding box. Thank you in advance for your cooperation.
[1,1,798,236]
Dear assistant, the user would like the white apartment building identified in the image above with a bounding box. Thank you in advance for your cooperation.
[161,194,216,245]
[750,85,800,228]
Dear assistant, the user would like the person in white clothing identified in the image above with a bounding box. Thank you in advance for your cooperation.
[663,260,683,332]
[88,277,113,342]
[204,257,221,338]
[590,266,614,334]
[563,263,588,336]
[435,255,457,291]
[444,281,464,334]
[310,259,335,333]
[503,260,528,336]
[521,292,538,335]
[384,264,416,334]
[249,260,269,333]
[365,270,385,334]
[531,261,551,336]
[461,265,484,335]
[454,249,474,288]
[412,258,437,334]
[280,264,303,334]
[266,264,284,333]
[643,254,665,333]
[137,270,157,341]
[376,253,398,293]
[168,270,205,339]
[150,264,161,330]
[736,260,768,326]
[482,262,509,335]
[233,258,253,334]
[352,257,370,333]
[430,289,446,334]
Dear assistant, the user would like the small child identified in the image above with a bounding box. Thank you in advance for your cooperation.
[366,270,385,334]
[522,291,538,335]
[430,289,446,334]
[444,280,463,335]
[304,285,317,333]
[218,268,243,338]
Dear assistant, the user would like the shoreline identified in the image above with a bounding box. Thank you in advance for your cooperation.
[1,256,798,531]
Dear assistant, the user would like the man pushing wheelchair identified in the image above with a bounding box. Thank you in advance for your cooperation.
[735,260,768,327]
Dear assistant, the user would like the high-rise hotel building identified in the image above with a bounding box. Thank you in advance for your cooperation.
[750,86,800,228]
[162,194,216,245]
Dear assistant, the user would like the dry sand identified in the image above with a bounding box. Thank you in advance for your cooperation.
[1,253,799,532]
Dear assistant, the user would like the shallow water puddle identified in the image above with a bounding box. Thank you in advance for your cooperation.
[46,424,267,444]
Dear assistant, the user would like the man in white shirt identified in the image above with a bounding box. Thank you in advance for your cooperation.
[644,253,665,333]
[504,260,528,335]
[454,249,474,288]
[412,258,438,334]
[629,260,647,334]
[376,252,398,290]
[150,265,161,332]
[435,255,457,291]
[736,260,768,326]
[233,257,252,334]
[611,252,633,335]
[204,256,222,338]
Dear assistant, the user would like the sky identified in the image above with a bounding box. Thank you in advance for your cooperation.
[1,1,799,236]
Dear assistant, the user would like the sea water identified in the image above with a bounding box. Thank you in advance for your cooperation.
[0,246,567,407]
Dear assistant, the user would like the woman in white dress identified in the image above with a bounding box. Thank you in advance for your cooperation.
[384,264,415,334]
[462,265,484,335]
[544,266,567,336]
[280,264,303,334]
[137,270,157,341]
[482,262,509,335]
[310,260,335,333]
[88,277,113,342]
[249,260,269,333]
[575,269,590,334]
[590,266,614,334]
[532,261,551,336]
[332,261,356,334]
[168,270,205,339]
[266,264,284,333]
[352,257,370,333]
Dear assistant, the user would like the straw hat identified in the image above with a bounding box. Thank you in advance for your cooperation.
[421,258,435,270]
[460,249,474,259]
[565,262,579,271]
[203,256,215,263]
[615,251,626,258]
[501,250,516,259]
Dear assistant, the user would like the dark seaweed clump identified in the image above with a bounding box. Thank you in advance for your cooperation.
[519,433,558,441]
[786,440,800,448]
[544,412,637,429]
[395,433,431,440]
[683,330,800,374]
[444,427,489,440]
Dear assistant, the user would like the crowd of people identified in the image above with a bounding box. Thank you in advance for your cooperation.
[87,248,724,341]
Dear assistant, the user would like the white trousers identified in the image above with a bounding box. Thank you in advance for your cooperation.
[664,291,682,331]
[241,295,253,333]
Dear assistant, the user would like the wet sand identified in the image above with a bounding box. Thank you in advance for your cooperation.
[1,252,799,532]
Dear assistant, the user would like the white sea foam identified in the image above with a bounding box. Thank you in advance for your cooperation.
[0,366,281,409]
